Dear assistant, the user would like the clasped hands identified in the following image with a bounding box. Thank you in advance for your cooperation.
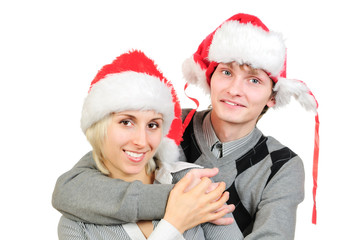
[164,168,235,234]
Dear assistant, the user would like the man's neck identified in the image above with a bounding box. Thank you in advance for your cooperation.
[210,111,256,142]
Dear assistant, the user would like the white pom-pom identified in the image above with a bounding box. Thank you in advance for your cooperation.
[182,57,210,95]
[155,137,180,163]
[274,78,317,114]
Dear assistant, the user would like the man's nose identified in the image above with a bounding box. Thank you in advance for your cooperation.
[227,78,244,97]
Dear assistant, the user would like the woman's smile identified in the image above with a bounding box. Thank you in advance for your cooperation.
[124,150,146,163]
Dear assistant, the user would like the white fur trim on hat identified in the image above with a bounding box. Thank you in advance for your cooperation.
[274,78,317,113]
[182,57,210,94]
[154,137,180,163]
[208,21,286,77]
[81,71,174,134]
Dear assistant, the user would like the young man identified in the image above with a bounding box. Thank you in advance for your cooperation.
[52,13,319,239]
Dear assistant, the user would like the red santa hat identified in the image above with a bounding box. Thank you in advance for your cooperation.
[183,13,320,224]
[81,50,183,163]
[183,13,318,111]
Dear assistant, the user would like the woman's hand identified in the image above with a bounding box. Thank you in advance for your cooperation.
[163,168,233,234]
[183,168,235,225]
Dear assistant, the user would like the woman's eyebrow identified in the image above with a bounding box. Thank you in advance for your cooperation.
[114,113,135,119]
[151,117,164,122]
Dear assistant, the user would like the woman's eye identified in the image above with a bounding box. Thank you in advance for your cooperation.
[222,70,231,76]
[148,123,159,129]
[120,120,132,126]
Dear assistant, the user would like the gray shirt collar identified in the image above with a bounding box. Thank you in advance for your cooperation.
[202,111,255,158]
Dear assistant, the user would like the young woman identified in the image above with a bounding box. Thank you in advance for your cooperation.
[56,50,243,239]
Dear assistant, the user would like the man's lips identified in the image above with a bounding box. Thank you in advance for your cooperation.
[124,150,146,162]
[221,99,246,107]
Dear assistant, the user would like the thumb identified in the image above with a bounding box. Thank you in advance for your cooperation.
[195,168,219,179]
[173,172,193,193]
[184,168,219,192]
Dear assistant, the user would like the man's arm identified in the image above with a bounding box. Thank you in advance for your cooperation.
[245,157,305,239]
[52,151,172,224]
[201,214,243,240]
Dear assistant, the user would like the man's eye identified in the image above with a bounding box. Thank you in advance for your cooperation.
[250,78,260,84]
[222,70,231,76]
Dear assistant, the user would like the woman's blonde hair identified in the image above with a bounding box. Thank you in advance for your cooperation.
[85,113,157,176]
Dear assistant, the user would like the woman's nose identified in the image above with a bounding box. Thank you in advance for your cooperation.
[132,128,147,147]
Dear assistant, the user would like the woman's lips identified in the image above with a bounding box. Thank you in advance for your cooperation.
[124,150,146,162]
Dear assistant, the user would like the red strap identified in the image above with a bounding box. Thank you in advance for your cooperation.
[312,113,320,224]
[182,83,199,132]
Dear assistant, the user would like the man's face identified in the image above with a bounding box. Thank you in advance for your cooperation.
[210,62,275,134]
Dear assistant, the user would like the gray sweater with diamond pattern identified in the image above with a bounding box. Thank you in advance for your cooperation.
[52,109,304,239]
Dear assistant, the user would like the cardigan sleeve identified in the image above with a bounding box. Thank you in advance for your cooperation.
[58,216,86,240]
[244,156,305,240]
[147,220,185,240]
[201,215,244,240]
[52,151,173,224]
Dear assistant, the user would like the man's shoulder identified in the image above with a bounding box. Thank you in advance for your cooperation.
[181,108,193,119]
[265,136,298,158]
[181,108,210,121]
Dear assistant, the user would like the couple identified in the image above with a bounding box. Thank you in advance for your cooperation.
[53,13,319,239]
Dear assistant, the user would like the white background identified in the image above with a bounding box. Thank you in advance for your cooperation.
[1,0,360,239]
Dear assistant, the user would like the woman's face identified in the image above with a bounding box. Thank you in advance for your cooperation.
[102,110,163,181]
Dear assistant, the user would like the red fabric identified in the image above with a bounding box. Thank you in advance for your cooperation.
[166,83,183,146]
[312,114,320,224]
[193,13,273,85]
[89,50,183,146]
[182,83,199,133]
[90,50,166,91]
[228,13,269,31]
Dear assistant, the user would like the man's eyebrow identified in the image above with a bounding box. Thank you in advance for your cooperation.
[218,62,233,68]
[239,65,265,76]
[247,68,260,75]
[221,62,267,77]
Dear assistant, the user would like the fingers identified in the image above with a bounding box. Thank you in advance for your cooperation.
[173,171,192,193]
[212,203,235,214]
[204,193,234,223]
[191,177,213,194]
[209,217,235,225]
[210,190,229,210]
[209,203,236,225]
[204,204,230,223]
[183,168,219,192]
[189,168,219,180]
[165,173,235,231]
[205,181,226,202]
[206,182,220,194]
[220,203,235,213]
[187,179,227,212]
